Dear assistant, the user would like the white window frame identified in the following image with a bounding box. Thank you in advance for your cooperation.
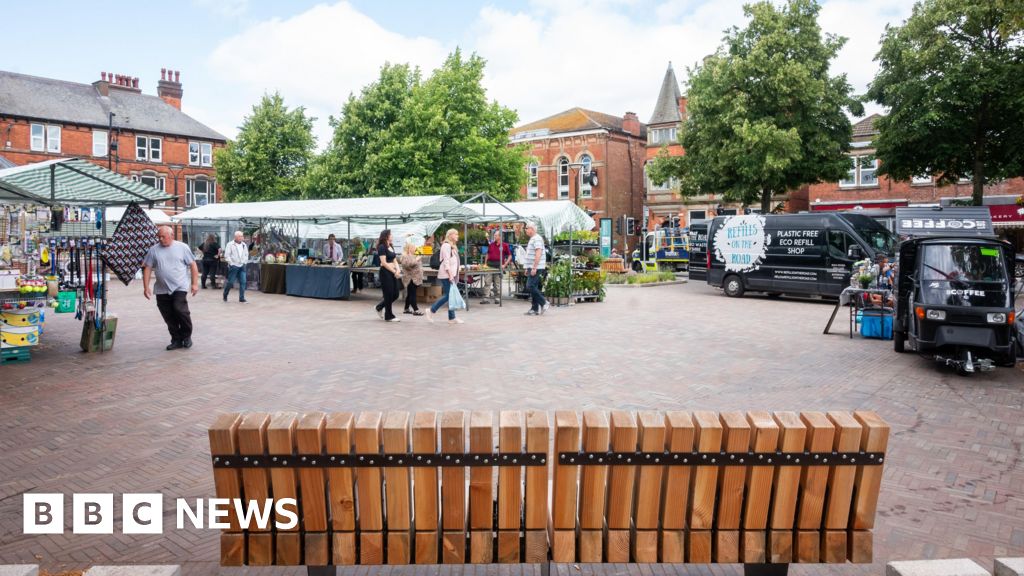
[527,162,539,199]
[46,125,61,153]
[579,154,593,198]
[187,177,216,207]
[92,130,108,157]
[189,141,201,166]
[859,156,878,186]
[136,135,162,162]
[912,174,932,185]
[558,158,570,199]
[688,210,707,222]
[200,142,212,166]
[131,172,166,191]
[650,129,661,145]
[840,156,857,188]
[30,123,45,151]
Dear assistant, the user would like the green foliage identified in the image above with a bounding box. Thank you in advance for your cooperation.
[606,271,677,284]
[648,0,861,212]
[215,92,317,202]
[307,49,529,200]
[553,229,599,243]
[543,259,573,298]
[866,0,1024,205]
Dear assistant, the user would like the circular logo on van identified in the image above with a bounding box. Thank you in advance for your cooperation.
[713,215,768,272]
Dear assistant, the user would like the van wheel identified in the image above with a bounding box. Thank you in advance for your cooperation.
[893,330,905,353]
[723,275,744,298]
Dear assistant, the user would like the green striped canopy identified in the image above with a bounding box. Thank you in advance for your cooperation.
[0,158,173,206]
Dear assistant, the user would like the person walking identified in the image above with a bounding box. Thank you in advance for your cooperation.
[398,242,425,315]
[429,228,463,324]
[143,226,200,350]
[481,229,511,304]
[523,222,549,316]
[374,230,402,322]
[222,230,249,303]
[198,233,220,289]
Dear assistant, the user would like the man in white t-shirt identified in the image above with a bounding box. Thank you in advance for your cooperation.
[523,222,549,316]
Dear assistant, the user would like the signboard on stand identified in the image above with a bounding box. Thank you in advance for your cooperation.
[599,218,612,257]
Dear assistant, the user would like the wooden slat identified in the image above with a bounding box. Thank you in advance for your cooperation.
[688,411,722,530]
[605,410,638,563]
[498,411,524,563]
[333,533,356,566]
[355,411,384,564]
[824,411,863,564]
[852,411,889,530]
[209,412,243,550]
[267,412,300,565]
[297,412,328,564]
[469,411,493,563]
[551,410,580,563]
[796,412,834,563]
[741,411,778,564]
[660,411,693,563]
[413,411,439,564]
[441,411,466,563]
[219,533,244,566]
[524,410,550,563]
[237,413,271,565]
[632,411,665,563]
[849,530,873,563]
[715,411,750,563]
[325,413,356,566]
[769,411,806,563]
[384,411,412,564]
[579,410,609,563]
[823,530,847,563]
[688,530,712,563]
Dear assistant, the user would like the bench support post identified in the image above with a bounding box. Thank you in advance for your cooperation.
[743,564,789,576]
[307,567,336,576]
[541,561,552,576]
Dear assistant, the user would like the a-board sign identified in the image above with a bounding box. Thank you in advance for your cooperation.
[895,207,993,237]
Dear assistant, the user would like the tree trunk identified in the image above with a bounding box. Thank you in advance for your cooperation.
[972,158,984,206]
[761,188,771,213]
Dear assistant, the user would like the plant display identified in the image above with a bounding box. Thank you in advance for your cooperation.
[543,259,573,299]
[553,230,599,244]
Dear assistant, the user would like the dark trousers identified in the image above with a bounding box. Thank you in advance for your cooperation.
[404,282,419,311]
[375,272,399,320]
[352,272,365,292]
[527,271,547,311]
[223,265,247,301]
[201,260,218,288]
[156,291,193,343]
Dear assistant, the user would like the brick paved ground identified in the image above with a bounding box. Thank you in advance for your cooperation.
[0,280,1021,575]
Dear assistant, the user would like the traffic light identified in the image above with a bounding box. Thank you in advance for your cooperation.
[626,217,636,236]
[615,217,622,235]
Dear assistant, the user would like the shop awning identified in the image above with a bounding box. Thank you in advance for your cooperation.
[990,204,1024,228]
[0,158,173,206]
[462,200,596,236]
[173,195,476,224]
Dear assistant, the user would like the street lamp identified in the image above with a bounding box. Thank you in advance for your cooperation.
[168,164,185,214]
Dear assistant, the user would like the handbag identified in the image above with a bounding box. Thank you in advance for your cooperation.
[448,282,466,311]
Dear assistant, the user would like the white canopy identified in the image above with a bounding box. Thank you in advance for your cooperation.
[105,206,174,225]
[173,195,475,224]
[463,200,596,237]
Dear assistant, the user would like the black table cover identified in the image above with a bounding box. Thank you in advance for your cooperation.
[285,265,351,299]
[260,263,287,294]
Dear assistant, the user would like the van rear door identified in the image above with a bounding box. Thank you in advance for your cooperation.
[688,223,708,281]
[823,228,860,295]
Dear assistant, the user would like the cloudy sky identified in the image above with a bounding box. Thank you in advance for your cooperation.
[6,0,914,147]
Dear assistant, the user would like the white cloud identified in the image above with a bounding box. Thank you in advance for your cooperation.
[204,0,917,145]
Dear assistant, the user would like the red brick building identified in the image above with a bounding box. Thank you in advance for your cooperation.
[510,108,646,251]
[801,114,1024,247]
[643,64,746,230]
[0,69,226,213]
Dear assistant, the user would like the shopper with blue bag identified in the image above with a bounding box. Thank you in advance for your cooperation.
[429,228,465,324]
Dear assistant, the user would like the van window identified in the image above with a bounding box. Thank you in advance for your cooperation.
[827,230,858,260]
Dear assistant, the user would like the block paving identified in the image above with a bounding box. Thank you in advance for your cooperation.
[1,280,1022,575]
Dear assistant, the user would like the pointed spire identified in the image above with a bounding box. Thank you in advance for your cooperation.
[649,62,682,125]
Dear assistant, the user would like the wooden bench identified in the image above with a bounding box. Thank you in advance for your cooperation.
[208,410,889,575]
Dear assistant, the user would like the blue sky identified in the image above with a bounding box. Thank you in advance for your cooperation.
[5,0,915,146]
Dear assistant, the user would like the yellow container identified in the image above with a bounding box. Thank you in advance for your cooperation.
[1,309,43,327]
[1,325,39,348]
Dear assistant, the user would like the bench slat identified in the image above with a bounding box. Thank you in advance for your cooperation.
[469,411,494,563]
[355,411,384,563]
[441,411,467,563]
[209,413,243,565]
[498,411,524,563]
[325,412,356,565]
[384,411,412,564]
[524,410,550,563]
[267,412,300,565]
[551,411,580,562]
[580,410,609,562]
[606,410,638,563]
[237,413,271,565]
[413,412,439,563]
[660,411,693,562]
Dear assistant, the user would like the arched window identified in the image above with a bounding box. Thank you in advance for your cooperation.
[527,161,539,199]
[579,154,593,198]
[558,157,570,199]
[187,176,216,207]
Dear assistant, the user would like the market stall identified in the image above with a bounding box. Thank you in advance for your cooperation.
[286,265,351,299]
[0,158,173,361]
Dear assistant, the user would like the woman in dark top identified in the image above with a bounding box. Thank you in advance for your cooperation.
[199,233,220,289]
[374,229,402,322]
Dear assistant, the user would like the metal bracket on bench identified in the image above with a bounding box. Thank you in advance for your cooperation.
[212,452,548,469]
[557,450,885,466]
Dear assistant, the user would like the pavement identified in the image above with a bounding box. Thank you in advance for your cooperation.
[0,280,1022,575]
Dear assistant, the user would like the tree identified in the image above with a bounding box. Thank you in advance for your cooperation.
[304,63,420,198]
[215,92,316,202]
[308,49,528,200]
[648,0,861,212]
[866,0,1024,205]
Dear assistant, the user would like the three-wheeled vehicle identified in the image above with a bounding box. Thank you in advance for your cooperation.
[892,207,1019,374]
[631,228,690,272]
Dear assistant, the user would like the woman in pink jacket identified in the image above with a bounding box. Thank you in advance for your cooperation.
[429,228,464,324]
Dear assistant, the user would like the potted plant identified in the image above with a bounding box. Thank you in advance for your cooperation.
[857,273,874,289]
[543,259,573,305]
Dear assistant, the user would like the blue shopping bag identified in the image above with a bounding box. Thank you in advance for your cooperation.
[448,283,466,311]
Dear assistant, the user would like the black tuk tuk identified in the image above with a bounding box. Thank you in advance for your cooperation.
[892,207,1018,374]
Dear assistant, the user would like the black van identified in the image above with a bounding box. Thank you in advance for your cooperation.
[687,221,709,282]
[707,213,897,298]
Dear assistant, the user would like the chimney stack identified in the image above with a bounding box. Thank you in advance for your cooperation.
[677,96,688,121]
[108,72,142,93]
[622,111,641,136]
[93,71,110,96]
[158,69,184,110]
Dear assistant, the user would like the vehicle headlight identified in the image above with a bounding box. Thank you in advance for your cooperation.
[987,312,1007,324]
[926,310,946,321]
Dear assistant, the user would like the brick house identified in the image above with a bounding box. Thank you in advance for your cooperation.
[643,64,747,230]
[0,69,226,214]
[801,114,1024,248]
[510,108,646,251]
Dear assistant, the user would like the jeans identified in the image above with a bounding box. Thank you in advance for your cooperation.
[201,260,218,288]
[430,278,456,320]
[223,265,247,301]
[155,291,193,343]
[527,271,547,311]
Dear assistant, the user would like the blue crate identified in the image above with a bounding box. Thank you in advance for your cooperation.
[859,310,893,340]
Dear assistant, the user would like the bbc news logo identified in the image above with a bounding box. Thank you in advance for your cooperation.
[23,493,297,534]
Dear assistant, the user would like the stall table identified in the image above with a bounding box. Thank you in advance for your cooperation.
[351,265,506,308]
[823,287,893,338]
[285,265,351,300]
[260,263,287,294]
